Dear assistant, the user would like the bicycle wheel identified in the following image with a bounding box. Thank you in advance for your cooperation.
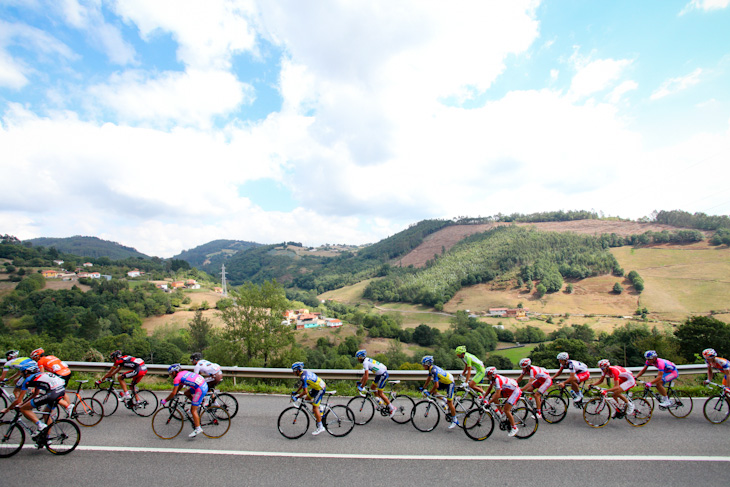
[0,422,24,458]
[200,406,231,438]
[210,393,238,419]
[45,419,80,455]
[0,394,8,420]
[278,406,310,439]
[641,391,656,411]
[324,405,355,437]
[455,389,475,410]
[512,407,538,439]
[583,397,611,428]
[92,390,119,416]
[625,398,652,427]
[667,390,693,418]
[347,395,375,425]
[411,400,440,432]
[151,406,184,439]
[462,408,495,441]
[389,395,415,424]
[131,389,158,417]
[72,397,104,427]
[541,394,567,424]
[452,399,469,427]
[703,395,730,424]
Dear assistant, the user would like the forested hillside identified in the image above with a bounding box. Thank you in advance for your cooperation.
[26,236,149,259]
[173,239,260,269]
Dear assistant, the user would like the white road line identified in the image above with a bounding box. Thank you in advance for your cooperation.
[75,445,730,462]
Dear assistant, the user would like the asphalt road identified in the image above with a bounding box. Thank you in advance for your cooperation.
[6,393,730,487]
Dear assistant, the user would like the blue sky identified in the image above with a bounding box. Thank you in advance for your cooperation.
[1,0,729,257]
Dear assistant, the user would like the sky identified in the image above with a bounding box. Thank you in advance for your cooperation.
[1,0,729,258]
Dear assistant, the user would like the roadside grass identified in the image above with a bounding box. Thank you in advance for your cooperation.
[490,343,540,364]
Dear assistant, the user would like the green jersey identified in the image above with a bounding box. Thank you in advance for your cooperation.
[461,352,485,372]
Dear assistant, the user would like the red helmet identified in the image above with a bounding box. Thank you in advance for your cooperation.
[30,348,45,360]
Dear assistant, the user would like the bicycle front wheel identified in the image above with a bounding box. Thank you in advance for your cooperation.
[512,407,538,439]
[201,406,231,438]
[347,396,375,425]
[324,405,355,437]
[45,419,80,455]
[455,389,475,410]
[390,395,415,424]
[211,393,238,419]
[625,398,652,427]
[583,397,611,428]
[278,406,309,439]
[0,422,24,458]
[73,397,104,427]
[131,389,158,417]
[541,394,567,424]
[92,390,119,416]
[667,390,693,418]
[0,394,8,420]
[463,408,494,441]
[703,395,730,424]
[411,400,440,432]
[151,406,184,439]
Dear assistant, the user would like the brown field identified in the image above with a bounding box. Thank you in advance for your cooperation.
[141,308,225,333]
[43,280,92,292]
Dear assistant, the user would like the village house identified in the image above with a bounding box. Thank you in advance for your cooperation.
[170,281,185,289]
[127,269,142,278]
[41,270,59,278]
[82,262,93,267]
[325,318,342,328]
[488,308,509,316]
[53,260,64,266]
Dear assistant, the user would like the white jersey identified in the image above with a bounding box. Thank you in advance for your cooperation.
[566,360,588,374]
[193,360,221,377]
[362,357,388,376]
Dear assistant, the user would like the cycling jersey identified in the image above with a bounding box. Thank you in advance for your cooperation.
[362,357,388,376]
[193,360,222,377]
[114,355,146,370]
[172,371,208,407]
[300,371,326,391]
[565,360,588,374]
[647,358,678,384]
[527,366,553,394]
[37,355,71,377]
[706,357,730,372]
[21,372,65,409]
[602,365,636,391]
[428,365,454,385]
[492,374,522,405]
[4,357,37,372]
[460,353,485,373]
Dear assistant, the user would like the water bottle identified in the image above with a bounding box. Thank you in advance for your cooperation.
[569,390,578,400]
[440,398,447,409]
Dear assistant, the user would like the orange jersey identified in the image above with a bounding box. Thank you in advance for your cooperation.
[37,355,71,376]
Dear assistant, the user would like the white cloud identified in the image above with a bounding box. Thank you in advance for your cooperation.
[680,0,730,15]
[569,56,634,100]
[650,68,703,100]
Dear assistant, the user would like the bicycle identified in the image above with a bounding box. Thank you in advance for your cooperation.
[206,388,238,419]
[542,381,594,424]
[151,394,231,439]
[521,390,567,425]
[462,398,539,441]
[582,387,652,428]
[0,408,80,457]
[702,381,730,424]
[277,391,355,439]
[346,380,415,425]
[62,380,104,427]
[92,378,158,417]
[0,380,61,422]
[410,387,471,432]
[637,381,693,418]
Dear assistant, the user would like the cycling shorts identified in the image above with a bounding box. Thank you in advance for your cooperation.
[307,388,326,407]
[372,371,389,390]
[204,371,223,386]
[504,387,522,406]
[576,371,590,383]
[532,376,552,395]
[472,370,486,385]
[60,373,72,386]
[437,382,455,400]
[618,377,636,391]
[190,382,209,407]
[662,370,678,385]
[121,367,147,383]
[30,389,64,409]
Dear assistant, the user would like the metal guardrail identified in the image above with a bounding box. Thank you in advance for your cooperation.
[3,361,708,384]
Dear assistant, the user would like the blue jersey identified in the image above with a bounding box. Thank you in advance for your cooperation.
[300,370,325,391]
[428,365,454,384]
[172,371,206,390]
[4,357,37,371]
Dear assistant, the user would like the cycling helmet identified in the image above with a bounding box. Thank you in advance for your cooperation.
[421,355,434,366]
[168,363,181,374]
[556,352,569,361]
[703,348,717,359]
[190,352,203,362]
[455,346,466,355]
[5,350,19,360]
[30,348,44,360]
[109,350,122,360]
[355,350,367,359]
[291,362,304,372]
[644,350,658,360]
[485,366,497,378]
[519,358,532,368]
[24,365,40,375]
[598,359,610,369]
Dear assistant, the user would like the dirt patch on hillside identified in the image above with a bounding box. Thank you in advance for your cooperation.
[395,220,708,268]
[142,309,225,333]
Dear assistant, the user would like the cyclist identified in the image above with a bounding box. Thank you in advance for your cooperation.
[96,350,147,405]
[31,348,72,386]
[551,352,590,405]
[421,355,459,429]
[634,350,677,407]
[455,346,486,397]
[160,364,208,438]
[1,350,38,402]
[589,359,635,415]
[515,358,552,419]
[355,350,396,418]
[702,348,730,388]
[0,365,67,439]
[291,362,327,436]
[483,366,521,437]
[190,353,223,389]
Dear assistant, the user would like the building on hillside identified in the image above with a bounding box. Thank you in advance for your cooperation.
[59,273,77,281]
[214,287,223,293]
[171,281,185,289]
[53,260,64,266]
[82,262,93,267]
[77,272,91,278]
[505,308,528,318]
[42,270,59,278]
[127,269,141,278]
[101,275,112,281]
[325,318,343,328]
[488,308,508,316]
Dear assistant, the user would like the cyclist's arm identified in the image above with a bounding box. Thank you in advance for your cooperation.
[162,384,180,403]
[100,365,121,381]
[550,366,564,380]
[18,387,41,409]
[515,371,526,383]
[429,380,439,395]
[634,365,649,379]
[706,364,714,382]
[589,375,605,388]
[359,369,370,387]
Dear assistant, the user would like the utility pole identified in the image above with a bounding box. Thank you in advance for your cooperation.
[221,263,228,297]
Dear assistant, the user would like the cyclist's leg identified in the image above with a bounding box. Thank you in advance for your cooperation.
[470,370,486,395]
[504,388,522,428]
[373,373,391,406]
[190,383,207,428]
[311,389,325,423]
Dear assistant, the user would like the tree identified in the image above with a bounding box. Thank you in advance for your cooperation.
[413,324,438,346]
[613,282,623,294]
[565,283,574,294]
[535,283,547,298]
[218,280,293,367]
[188,309,213,352]
[675,316,730,362]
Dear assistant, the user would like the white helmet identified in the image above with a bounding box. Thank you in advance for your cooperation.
[485,366,497,378]
[557,352,569,361]
[518,358,531,368]
[598,359,610,369]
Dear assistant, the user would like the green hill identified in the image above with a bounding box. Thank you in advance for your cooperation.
[173,239,261,270]
[26,236,149,260]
